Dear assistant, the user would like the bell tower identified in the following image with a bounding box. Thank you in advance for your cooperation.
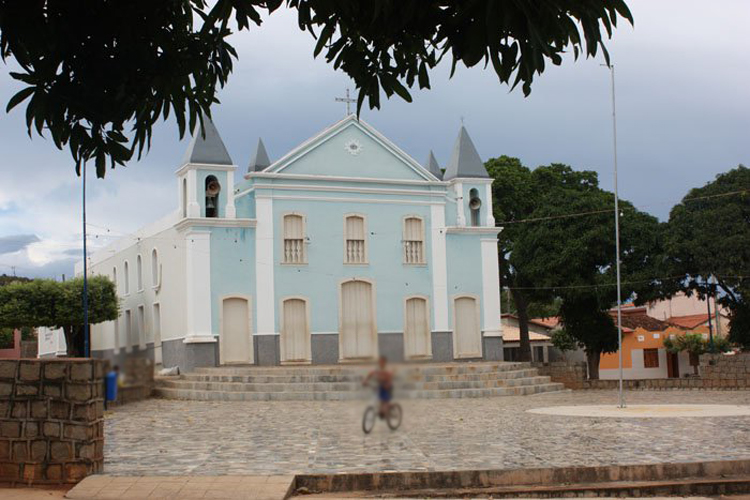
[176,116,237,219]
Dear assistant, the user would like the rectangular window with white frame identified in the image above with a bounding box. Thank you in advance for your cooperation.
[344,214,367,264]
[283,213,306,264]
[403,216,425,264]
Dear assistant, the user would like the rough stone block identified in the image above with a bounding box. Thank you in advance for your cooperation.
[43,384,62,398]
[0,463,20,480]
[30,401,48,419]
[43,422,60,438]
[64,423,91,441]
[49,401,70,420]
[70,362,93,382]
[0,402,8,418]
[67,384,92,402]
[25,422,39,438]
[72,403,95,422]
[12,441,28,460]
[16,384,39,396]
[30,440,47,461]
[1,421,21,438]
[94,439,104,459]
[22,463,43,483]
[11,401,27,419]
[45,464,62,481]
[65,463,88,482]
[44,362,67,380]
[0,439,9,459]
[19,362,41,381]
[0,382,13,397]
[0,360,18,379]
[50,442,71,461]
[77,443,95,459]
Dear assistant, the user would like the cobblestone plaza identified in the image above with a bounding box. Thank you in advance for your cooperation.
[104,390,750,476]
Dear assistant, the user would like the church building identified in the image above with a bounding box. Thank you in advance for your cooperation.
[80,114,503,372]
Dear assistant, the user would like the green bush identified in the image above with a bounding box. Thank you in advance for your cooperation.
[0,327,15,349]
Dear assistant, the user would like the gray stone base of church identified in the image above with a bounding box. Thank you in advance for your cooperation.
[162,338,218,373]
[146,333,504,373]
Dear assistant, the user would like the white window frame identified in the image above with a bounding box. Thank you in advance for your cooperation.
[124,309,133,353]
[281,212,307,265]
[123,261,130,296]
[112,266,117,294]
[151,248,160,288]
[137,304,146,349]
[136,254,144,292]
[343,213,368,265]
[402,215,426,265]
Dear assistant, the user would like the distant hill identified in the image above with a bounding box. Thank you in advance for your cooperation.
[0,274,31,286]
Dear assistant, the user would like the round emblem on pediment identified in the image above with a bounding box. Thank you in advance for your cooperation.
[344,139,363,156]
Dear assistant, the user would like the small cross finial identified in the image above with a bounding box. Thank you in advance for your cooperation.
[460,115,465,126]
[335,88,356,116]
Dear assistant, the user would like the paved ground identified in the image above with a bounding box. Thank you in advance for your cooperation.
[104,390,750,476]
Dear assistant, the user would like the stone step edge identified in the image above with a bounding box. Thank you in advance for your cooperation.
[154,376,555,392]
[176,369,543,383]
[300,476,750,499]
[191,362,530,375]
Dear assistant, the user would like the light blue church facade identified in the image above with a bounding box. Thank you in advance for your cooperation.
[84,114,503,372]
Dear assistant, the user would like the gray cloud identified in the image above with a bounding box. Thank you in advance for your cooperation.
[0,234,40,254]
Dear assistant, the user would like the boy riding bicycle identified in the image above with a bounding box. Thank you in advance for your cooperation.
[363,355,393,418]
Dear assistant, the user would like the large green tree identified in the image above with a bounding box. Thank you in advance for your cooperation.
[0,0,632,176]
[664,166,750,348]
[488,158,662,371]
[0,276,118,356]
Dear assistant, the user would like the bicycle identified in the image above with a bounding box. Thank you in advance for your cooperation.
[362,381,402,434]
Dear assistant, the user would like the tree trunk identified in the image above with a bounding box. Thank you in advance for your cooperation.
[510,288,532,362]
[586,349,601,380]
[64,325,84,358]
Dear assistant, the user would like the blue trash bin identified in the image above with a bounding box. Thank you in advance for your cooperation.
[105,371,118,402]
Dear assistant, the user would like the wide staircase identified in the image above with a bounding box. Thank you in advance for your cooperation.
[154,362,566,401]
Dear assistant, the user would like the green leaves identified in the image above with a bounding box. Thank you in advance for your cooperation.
[5,86,34,112]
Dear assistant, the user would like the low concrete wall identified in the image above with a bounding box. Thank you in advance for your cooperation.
[533,352,750,390]
[0,359,105,485]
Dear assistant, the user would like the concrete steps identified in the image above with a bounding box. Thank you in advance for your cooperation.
[154,362,566,401]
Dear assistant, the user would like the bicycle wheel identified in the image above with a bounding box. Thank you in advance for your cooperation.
[386,403,402,430]
[362,406,376,434]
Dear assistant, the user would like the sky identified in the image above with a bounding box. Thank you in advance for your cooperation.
[0,0,747,280]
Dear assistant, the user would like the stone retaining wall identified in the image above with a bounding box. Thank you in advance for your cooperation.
[533,352,750,390]
[0,359,105,485]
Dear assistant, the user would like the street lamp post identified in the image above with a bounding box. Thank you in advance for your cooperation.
[604,63,625,408]
[82,162,90,358]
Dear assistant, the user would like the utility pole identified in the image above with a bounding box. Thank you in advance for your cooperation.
[82,163,90,358]
[706,277,714,350]
[604,63,625,408]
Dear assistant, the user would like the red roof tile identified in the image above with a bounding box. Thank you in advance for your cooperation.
[667,313,710,329]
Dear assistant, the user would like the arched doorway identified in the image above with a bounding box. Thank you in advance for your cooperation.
[339,279,377,360]
[281,298,311,364]
[404,296,431,359]
[453,296,481,358]
[220,296,253,364]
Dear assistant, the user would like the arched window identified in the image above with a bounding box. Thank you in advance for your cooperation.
[151,248,159,287]
[205,175,221,218]
[123,261,130,294]
[403,216,424,264]
[469,188,481,227]
[283,214,306,264]
[136,255,143,291]
[344,215,367,264]
[112,267,117,293]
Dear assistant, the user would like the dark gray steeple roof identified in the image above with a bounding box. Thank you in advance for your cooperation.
[248,138,271,172]
[181,116,233,166]
[425,150,443,180]
[443,126,489,180]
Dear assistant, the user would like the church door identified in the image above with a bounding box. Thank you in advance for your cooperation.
[340,280,376,360]
[220,297,253,364]
[281,298,311,363]
[454,296,481,358]
[404,297,431,359]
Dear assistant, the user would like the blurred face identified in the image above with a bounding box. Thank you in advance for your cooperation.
[378,356,387,369]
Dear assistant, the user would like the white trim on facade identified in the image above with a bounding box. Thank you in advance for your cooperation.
[256,194,445,206]
[175,218,256,231]
[174,162,237,176]
[255,197,276,335]
[224,168,237,219]
[429,204,449,331]
[250,183,448,198]
[184,230,213,341]
[480,238,503,337]
[245,171,448,187]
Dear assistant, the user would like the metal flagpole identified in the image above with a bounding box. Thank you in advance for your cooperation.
[605,64,625,408]
[82,162,90,358]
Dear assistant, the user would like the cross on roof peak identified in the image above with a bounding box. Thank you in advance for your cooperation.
[334,88,356,116]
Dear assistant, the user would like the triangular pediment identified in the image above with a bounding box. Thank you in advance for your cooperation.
[265,116,438,181]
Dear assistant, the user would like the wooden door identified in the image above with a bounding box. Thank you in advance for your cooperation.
[221,298,252,364]
[340,280,375,360]
[404,297,431,359]
[454,296,481,358]
[281,298,310,363]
